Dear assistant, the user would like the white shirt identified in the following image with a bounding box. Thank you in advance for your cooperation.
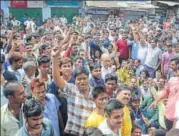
[31,22,36,32]
[24,20,31,28]
[98,119,121,136]
[11,20,20,26]
[101,66,113,81]
[137,43,148,65]
[175,100,179,128]
[145,45,162,69]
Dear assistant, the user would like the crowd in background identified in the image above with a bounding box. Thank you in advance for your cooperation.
[1,11,179,136]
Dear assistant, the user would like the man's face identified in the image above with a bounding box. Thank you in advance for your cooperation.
[170,61,177,71]
[75,73,89,92]
[32,85,46,105]
[105,80,117,95]
[167,45,172,52]
[75,59,83,68]
[92,68,101,79]
[156,72,162,80]
[131,128,142,136]
[71,45,78,56]
[79,51,85,60]
[102,56,111,68]
[44,46,51,55]
[27,114,43,130]
[131,78,137,88]
[150,40,157,48]
[134,60,139,67]
[39,63,50,75]
[14,58,23,70]
[94,92,108,109]
[28,67,36,78]
[60,62,72,76]
[26,45,33,53]
[13,85,26,104]
[116,90,131,105]
[107,109,123,129]
[157,78,165,88]
[131,100,140,110]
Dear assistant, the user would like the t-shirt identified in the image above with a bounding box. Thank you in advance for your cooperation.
[115,40,129,59]
[85,111,105,128]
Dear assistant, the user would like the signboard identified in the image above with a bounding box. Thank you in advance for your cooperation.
[87,9,109,15]
[10,0,27,8]
[46,0,79,7]
[27,1,44,8]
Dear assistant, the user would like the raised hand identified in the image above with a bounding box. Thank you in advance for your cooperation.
[51,46,61,57]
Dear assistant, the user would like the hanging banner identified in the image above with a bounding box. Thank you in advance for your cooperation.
[10,0,27,8]
[27,1,44,8]
[46,0,79,7]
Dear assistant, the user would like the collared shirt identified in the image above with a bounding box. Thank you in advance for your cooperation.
[7,66,25,81]
[62,83,95,136]
[98,119,121,136]
[1,104,24,136]
[101,66,113,81]
[89,76,105,87]
[128,41,139,60]
[137,43,148,65]
[44,93,61,136]
[15,118,55,136]
[145,45,162,69]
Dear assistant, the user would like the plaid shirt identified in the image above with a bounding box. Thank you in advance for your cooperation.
[63,83,95,136]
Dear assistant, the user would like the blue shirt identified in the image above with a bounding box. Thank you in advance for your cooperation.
[89,76,105,87]
[44,94,61,136]
[128,41,139,60]
[15,118,55,136]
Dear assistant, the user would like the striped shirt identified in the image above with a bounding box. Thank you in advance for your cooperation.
[63,83,95,136]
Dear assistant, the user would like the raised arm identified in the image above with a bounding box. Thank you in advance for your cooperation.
[52,46,65,89]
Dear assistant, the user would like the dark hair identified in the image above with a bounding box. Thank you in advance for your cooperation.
[105,98,124,116]
[38,55,50,66]
[131,125,141,133]
[74,56,84,63]
[115,84,131,97]
[30,78,45,91]
[131,95,140,102]
[73,66,89,79]
[39,44,49,51]
[90,63,101,72]
[92,86,106,99]
[3,81,22,98]
[23,98,44,118]
[170,55,179,65]
[8,56,22,65]
[105,73,118,83]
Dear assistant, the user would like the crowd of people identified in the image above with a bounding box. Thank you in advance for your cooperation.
[0,11,179,136]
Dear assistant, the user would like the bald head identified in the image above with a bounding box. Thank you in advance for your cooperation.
[101,53,111,68]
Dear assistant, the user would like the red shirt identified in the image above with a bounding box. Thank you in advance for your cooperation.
[115,40,129,59]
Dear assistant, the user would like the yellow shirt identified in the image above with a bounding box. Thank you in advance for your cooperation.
[85,111,105,128]
[121,106,132,136]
